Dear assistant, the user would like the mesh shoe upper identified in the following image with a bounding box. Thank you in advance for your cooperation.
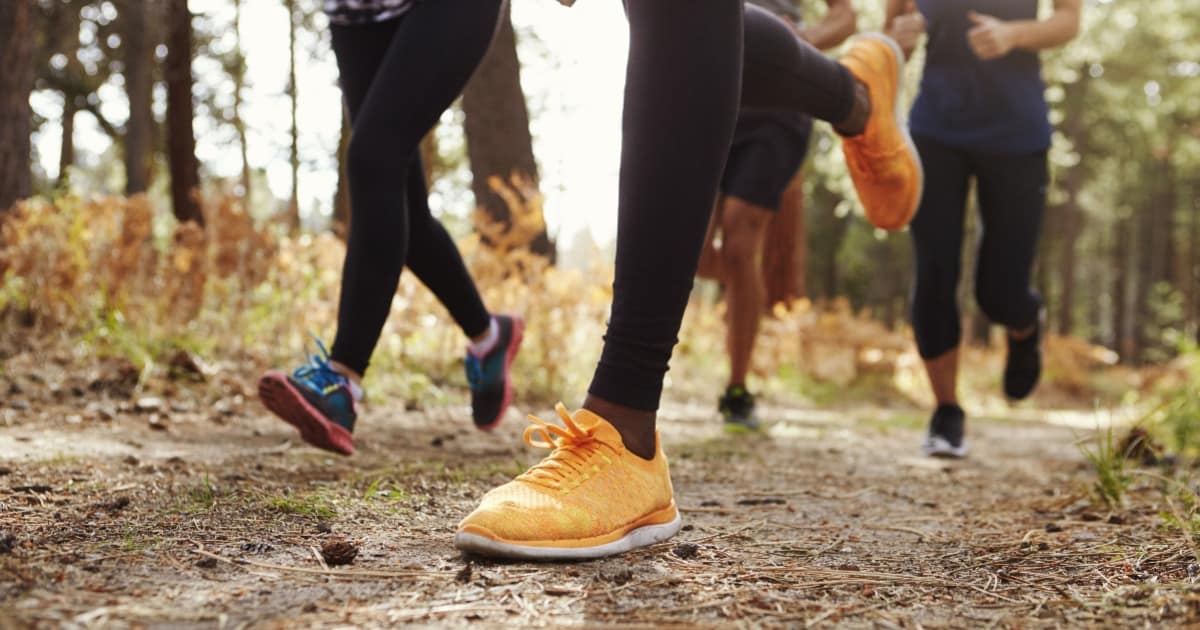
[839,35,923,231]
[457,404,677,546]
[465,315,522,429]
[719,386,761,432]
[1004,306,1045,401]
[288,340,358,433]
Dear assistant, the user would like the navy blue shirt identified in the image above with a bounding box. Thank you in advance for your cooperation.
[910,0,1053,154]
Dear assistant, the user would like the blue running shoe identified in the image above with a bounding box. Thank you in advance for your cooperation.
[259,339,358,456]
[465,315,524,431]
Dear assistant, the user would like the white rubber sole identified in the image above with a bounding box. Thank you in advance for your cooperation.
[922,436,969,459]
[454,513,683,561]
[858,32,925,224]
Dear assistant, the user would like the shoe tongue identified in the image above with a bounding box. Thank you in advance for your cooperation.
[570,409,623,445]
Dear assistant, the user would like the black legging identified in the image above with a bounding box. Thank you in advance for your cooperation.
[590,2,857,411]
[908,134,1047,360]
[327,0,856,406]
[329,0,501,375]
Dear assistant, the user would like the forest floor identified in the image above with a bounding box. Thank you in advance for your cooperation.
[2,361,1199,629]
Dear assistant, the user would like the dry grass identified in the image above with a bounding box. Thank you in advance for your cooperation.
[0,192,1158,413]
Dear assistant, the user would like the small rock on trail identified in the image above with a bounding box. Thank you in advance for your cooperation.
[320,539,358,566]
[95,496,131,513]
[736,497,786,506]
[455,564,473,583]
[601,567,633,585]
[672,542,700,560]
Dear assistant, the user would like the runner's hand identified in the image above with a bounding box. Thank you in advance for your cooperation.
[887,6,926,59]
[967,11,1017,60]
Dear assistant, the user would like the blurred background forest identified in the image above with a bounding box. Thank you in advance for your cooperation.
[0,0,1197,411]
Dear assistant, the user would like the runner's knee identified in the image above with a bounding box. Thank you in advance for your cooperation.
[719,199,770,269]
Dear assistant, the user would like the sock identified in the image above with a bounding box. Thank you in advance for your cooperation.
[467,317,499,358]
[346,378,364,403]
[834,80,870,137]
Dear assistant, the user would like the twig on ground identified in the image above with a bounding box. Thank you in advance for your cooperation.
[310,546,329,571]
[865,524,946,542]
[190,543,438,580]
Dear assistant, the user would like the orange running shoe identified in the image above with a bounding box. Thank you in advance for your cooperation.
[839,34,923,231]
[455,403,681,560]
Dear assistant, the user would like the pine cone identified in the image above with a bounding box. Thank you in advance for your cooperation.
[320,538,358,566]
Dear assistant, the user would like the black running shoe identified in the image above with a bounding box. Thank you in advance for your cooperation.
[464,314,525,431]
[921,403,967,458]
[719,385,761,433]
[1004,306,1045,401]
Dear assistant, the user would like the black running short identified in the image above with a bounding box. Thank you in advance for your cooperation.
[719,111,813,210]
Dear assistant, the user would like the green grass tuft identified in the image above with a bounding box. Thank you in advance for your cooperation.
[1080,424,1132,508]
[269,492,337,519]
[179,474,217,513]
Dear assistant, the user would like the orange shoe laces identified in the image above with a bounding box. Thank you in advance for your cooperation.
[518,403,619,490]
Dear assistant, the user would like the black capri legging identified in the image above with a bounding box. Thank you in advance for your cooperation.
[590,2,858,410]
[327,0,857,410]
[908,134,1048,360]
[328,0,503,375]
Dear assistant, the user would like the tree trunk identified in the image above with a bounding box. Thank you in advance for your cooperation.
[461,4,553,258]
[51,2,84,191]
[333,105,351,239]
[864,234,901,326]
[1056,65,1090,337]
[1189,179,1200,344]
[57,99,77,189]
[0,0,35,213]
[285,0,301,230]
[803,186,843,299]
[1133,158,1174,360]
[1159,161,1177,308]
[1057,177,1084,336]
[232,0,251,206]
[762,170,806,307]
[793,183,808,300]
[419,130,438,189]
[165,0,204,225]
[1034,213,1052,319]
[961,192,990,346]
[1113,214,1132,360]
[1086,251,1104,345]
[123,0,154,194]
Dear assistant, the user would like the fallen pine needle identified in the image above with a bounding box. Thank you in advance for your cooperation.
[310,546,329,571]
[191,543,438,580]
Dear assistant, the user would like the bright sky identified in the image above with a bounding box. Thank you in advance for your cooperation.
[32,0,631,247]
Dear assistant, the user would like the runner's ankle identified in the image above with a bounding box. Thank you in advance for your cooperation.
[834,80,870,137]
[582,394,658,461]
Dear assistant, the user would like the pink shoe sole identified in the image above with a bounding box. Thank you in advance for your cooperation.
[258,372,355,456]
[476,315,525,432]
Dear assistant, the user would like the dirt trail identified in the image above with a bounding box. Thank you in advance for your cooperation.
[2,395,1197,628]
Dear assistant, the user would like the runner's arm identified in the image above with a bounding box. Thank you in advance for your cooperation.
[794,0,857,51]
[966,0,1081,60]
